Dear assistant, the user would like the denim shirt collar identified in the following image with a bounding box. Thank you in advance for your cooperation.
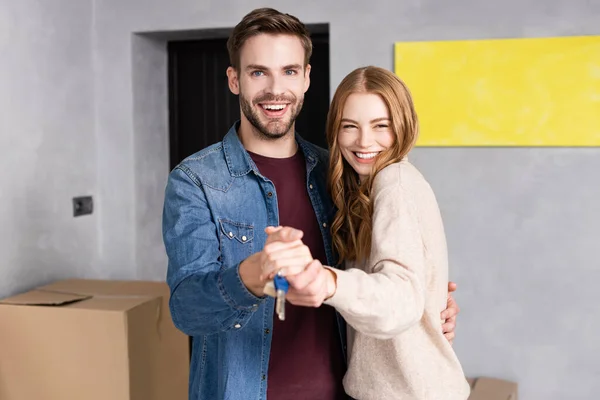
[222,122,320,178]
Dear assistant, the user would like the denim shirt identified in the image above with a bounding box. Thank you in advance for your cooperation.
[162,123,347,400]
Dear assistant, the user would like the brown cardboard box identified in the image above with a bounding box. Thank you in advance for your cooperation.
[0,279,189,400]
[468,377,518,400]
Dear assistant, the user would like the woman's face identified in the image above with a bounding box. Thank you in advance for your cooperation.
[337,93,395,182]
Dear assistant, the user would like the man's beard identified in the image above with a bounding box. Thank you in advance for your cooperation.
[240,92,304,140]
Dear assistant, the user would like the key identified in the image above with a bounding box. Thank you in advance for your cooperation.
[274,271,289,321]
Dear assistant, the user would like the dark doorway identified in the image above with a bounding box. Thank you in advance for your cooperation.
[167,27,330,170]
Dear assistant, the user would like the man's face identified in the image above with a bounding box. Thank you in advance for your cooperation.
[227,34,311,140]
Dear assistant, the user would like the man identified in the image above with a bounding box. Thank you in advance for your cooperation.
[162,7,459,400]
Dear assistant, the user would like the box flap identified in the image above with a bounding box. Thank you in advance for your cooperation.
[39,279,168,297]
[0,284,157,311]
[469,377,518,400]
[0,289,91,306]
[68,294,158,312]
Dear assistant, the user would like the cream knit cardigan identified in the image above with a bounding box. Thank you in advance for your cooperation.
[325,159,471,400]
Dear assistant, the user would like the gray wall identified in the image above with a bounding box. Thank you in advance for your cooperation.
[0,0,99,296]
[1,0,599,398]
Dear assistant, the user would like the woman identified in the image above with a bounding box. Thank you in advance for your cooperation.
[322,65,470,399]
[261,65,469,399]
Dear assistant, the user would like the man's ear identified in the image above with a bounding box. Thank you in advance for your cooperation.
[303,64,311,94]
[226,66,240,95]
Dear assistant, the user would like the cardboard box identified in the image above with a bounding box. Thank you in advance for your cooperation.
[0,279,189,400]
[468,377,518,400]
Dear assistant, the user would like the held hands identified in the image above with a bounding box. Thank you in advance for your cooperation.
[261,226,336,307]
[259,226,312,281]
[238,226,313,297]
[239,226,458,343]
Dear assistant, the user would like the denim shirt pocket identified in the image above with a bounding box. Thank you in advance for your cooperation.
[218,219,255,267]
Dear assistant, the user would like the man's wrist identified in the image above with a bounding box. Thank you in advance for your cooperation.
[239,254,265,297]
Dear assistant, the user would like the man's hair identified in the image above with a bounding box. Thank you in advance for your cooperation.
[227,8,313,70]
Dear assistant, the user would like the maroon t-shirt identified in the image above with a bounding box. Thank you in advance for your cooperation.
[249,150,346,400]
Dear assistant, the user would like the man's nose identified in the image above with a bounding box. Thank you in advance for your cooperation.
[265,75,285,96]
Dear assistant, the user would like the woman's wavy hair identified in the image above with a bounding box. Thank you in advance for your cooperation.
[326,66,419,264]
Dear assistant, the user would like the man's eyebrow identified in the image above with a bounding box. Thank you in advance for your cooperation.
[282,64,303,70]
[244,64,303,71]
[245,64,267,71]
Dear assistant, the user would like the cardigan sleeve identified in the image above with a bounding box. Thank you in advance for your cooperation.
[324,180,427,339]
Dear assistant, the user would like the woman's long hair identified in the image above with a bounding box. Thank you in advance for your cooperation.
[326,66,419,265]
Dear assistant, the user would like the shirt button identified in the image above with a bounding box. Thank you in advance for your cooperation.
[234,323,241,329]
[264,328,270,334]
[322,223,327,228]
[309,184,313,189]
[241,235,247,242]
[228,232,233,238]
[267,192,273,197]
[262,374,266,380]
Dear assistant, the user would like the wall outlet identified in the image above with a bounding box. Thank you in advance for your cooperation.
[73,196,93,217]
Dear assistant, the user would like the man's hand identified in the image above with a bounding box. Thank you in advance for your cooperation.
[441,281,459,345]
[239,226,306,297]
[260,226,312,281]
[261,226,337,308]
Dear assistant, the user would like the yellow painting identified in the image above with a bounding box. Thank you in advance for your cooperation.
[394,35,600,146]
